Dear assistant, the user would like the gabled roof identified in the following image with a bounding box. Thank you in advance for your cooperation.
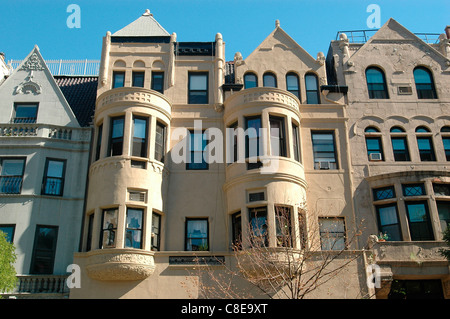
[112,9,170,37]
[54,76,98,127]
[348,18,450,64]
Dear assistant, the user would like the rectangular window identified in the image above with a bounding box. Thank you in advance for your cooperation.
[132,116,148,158]
[391,137,410,161]
[373,186,396,201]
[95,124,103,161]
[405,201,434,241]
[132,71,145,88]
[154,121,166,163]
[228,121,238,164]
[269,116,287,157]
[125,208,144,249]
[0,225,15,243]
[437,201,450,233]
[0,158,26,194]
[30,225,58,274]
[376,204,402,241]
[187,131,208,170]
[402,183,426,197]
[188,72,208,104]
[245,116,263,170]
[151,212,161,251]
[249,192,265,202]
[100,208,118,248]
[151,72,164,94]
[433,183,450,196]
[231,211,242,250]
[366,137,384,161]
[108,116,124,156]
[275,206,292,247]
[249,207,268,247]
[319,217,346,250]
[86,214,94,251]
[13,103,38,123]
[292,123,300,162]
[112,71,125,88]
[42,158,66,196]
[185,218,209,251]
[311,131,338,169]
[443,137,450,161]
[417,137,436,161]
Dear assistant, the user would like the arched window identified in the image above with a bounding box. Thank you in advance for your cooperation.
[390,126,410,161]
[441,127,450,161]
[414,67,437,99]
[365,127,383,161]
[305,73,320,104]
[244,72,258,89]
[263,72,277,88]
[366,67,389,99]
[415,126,435,161]
[286,73,300,99]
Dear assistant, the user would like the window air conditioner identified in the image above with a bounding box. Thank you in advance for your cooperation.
[319,161,330,170]
[369,153,382,161]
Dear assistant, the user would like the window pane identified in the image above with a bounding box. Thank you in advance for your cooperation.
[292,123,300,162]
[319,218,345,250]
[113,72,125,88]
[244,73,257,89]
[132,72,144,87]
[305,74,319,104]
[312,132,337,168]
[1,159,24,176]
[15,104,38,123]
[109,117,124,156]
[0,226,15,243]
[245,117,262,159]
[151,72,164,93]
[263,73,277,87]
[43,160,65,196]
[152,213,161,251]
[405,202,434,241]
[231,212,242,249]
[190,74,207,90]
[269,116,286,157]
[101,209,118,248]
[437,201,450,233]
[376,205,402,241]
[125,208,143,249]
[373,186,395,201]
[1,159,25,194]
[30,226,58,274]
[443,137,450,161]
[414,68,437,99]
[186,219,208,251]
[417,137,435,161]
[155,122,166,162]
[132,118,147,158]
[366,68,388,99]
[187,132,208,170]
[402,184,425,197]
[392,137,410,161]
[249,207,268,247]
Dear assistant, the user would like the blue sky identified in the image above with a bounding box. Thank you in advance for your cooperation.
[1,0,449,62]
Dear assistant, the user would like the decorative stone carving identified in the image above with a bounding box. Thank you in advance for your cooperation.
[19,53,45,71]
[85,249,156,281]
[14,71,42,95]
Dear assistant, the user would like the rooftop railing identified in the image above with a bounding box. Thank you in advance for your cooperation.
[7,59,100,76]
[335,30,442,44]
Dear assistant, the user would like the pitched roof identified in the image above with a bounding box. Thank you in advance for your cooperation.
[54,76,98,127]
[112,9,170,37]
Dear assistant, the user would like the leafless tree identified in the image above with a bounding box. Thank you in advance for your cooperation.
[186,205,368,299]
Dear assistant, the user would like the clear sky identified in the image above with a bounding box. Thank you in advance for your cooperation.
[1,0,449,63]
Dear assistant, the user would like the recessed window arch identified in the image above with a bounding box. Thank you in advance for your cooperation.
[413,66,437,99]
[244,72,258,89]
[305,73,320,104]
[390,126,410,161]
[441,126,450,133]
[365,126,380,133]
[390,126,405,133]
[286,72,300,99]
[263,72,277,88]
[364,126,383,161]
[415,126,431,133]
[366,66,389,99]
[415,126,436,161]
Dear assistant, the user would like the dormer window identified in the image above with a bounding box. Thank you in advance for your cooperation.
[13,103,38,124]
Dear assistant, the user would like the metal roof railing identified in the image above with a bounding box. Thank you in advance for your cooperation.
[335,30,442,44]
[8,59,100,76]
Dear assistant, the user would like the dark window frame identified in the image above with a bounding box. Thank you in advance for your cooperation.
[0,157,26,194]
[13,103,39,124]
[366,66,389,99]
[0,224,16,243]
[107,116,125,157]
[154,121,166,163]
[112,71,125,89]
[151,212,162,251]
[100,208,118,249]
[231,211,242,250]
[131,116,149,158]
[244,72,258,89]
[41,158,66,197]
[375,204,403,241]
[95,123,103,161]
[186,130,209,170]
[188,72,209,104]
[185,218,209,251]
[413,67,437,99]
[263,72,277,88]
[245,116,263,170]
[305,73,320,104]
[286,72,300,99]
[151,71,164,94]
[311,131,338,170]
[29,225,59,274]
[269,115,287,157]
[132,71,145,88]
[405,200,434,241]
[125,207,144,249]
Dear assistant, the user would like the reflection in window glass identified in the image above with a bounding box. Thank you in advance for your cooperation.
[125,208,143,249]
[186,219,209,251]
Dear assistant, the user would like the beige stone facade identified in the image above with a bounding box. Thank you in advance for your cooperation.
[68,12,450,299]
